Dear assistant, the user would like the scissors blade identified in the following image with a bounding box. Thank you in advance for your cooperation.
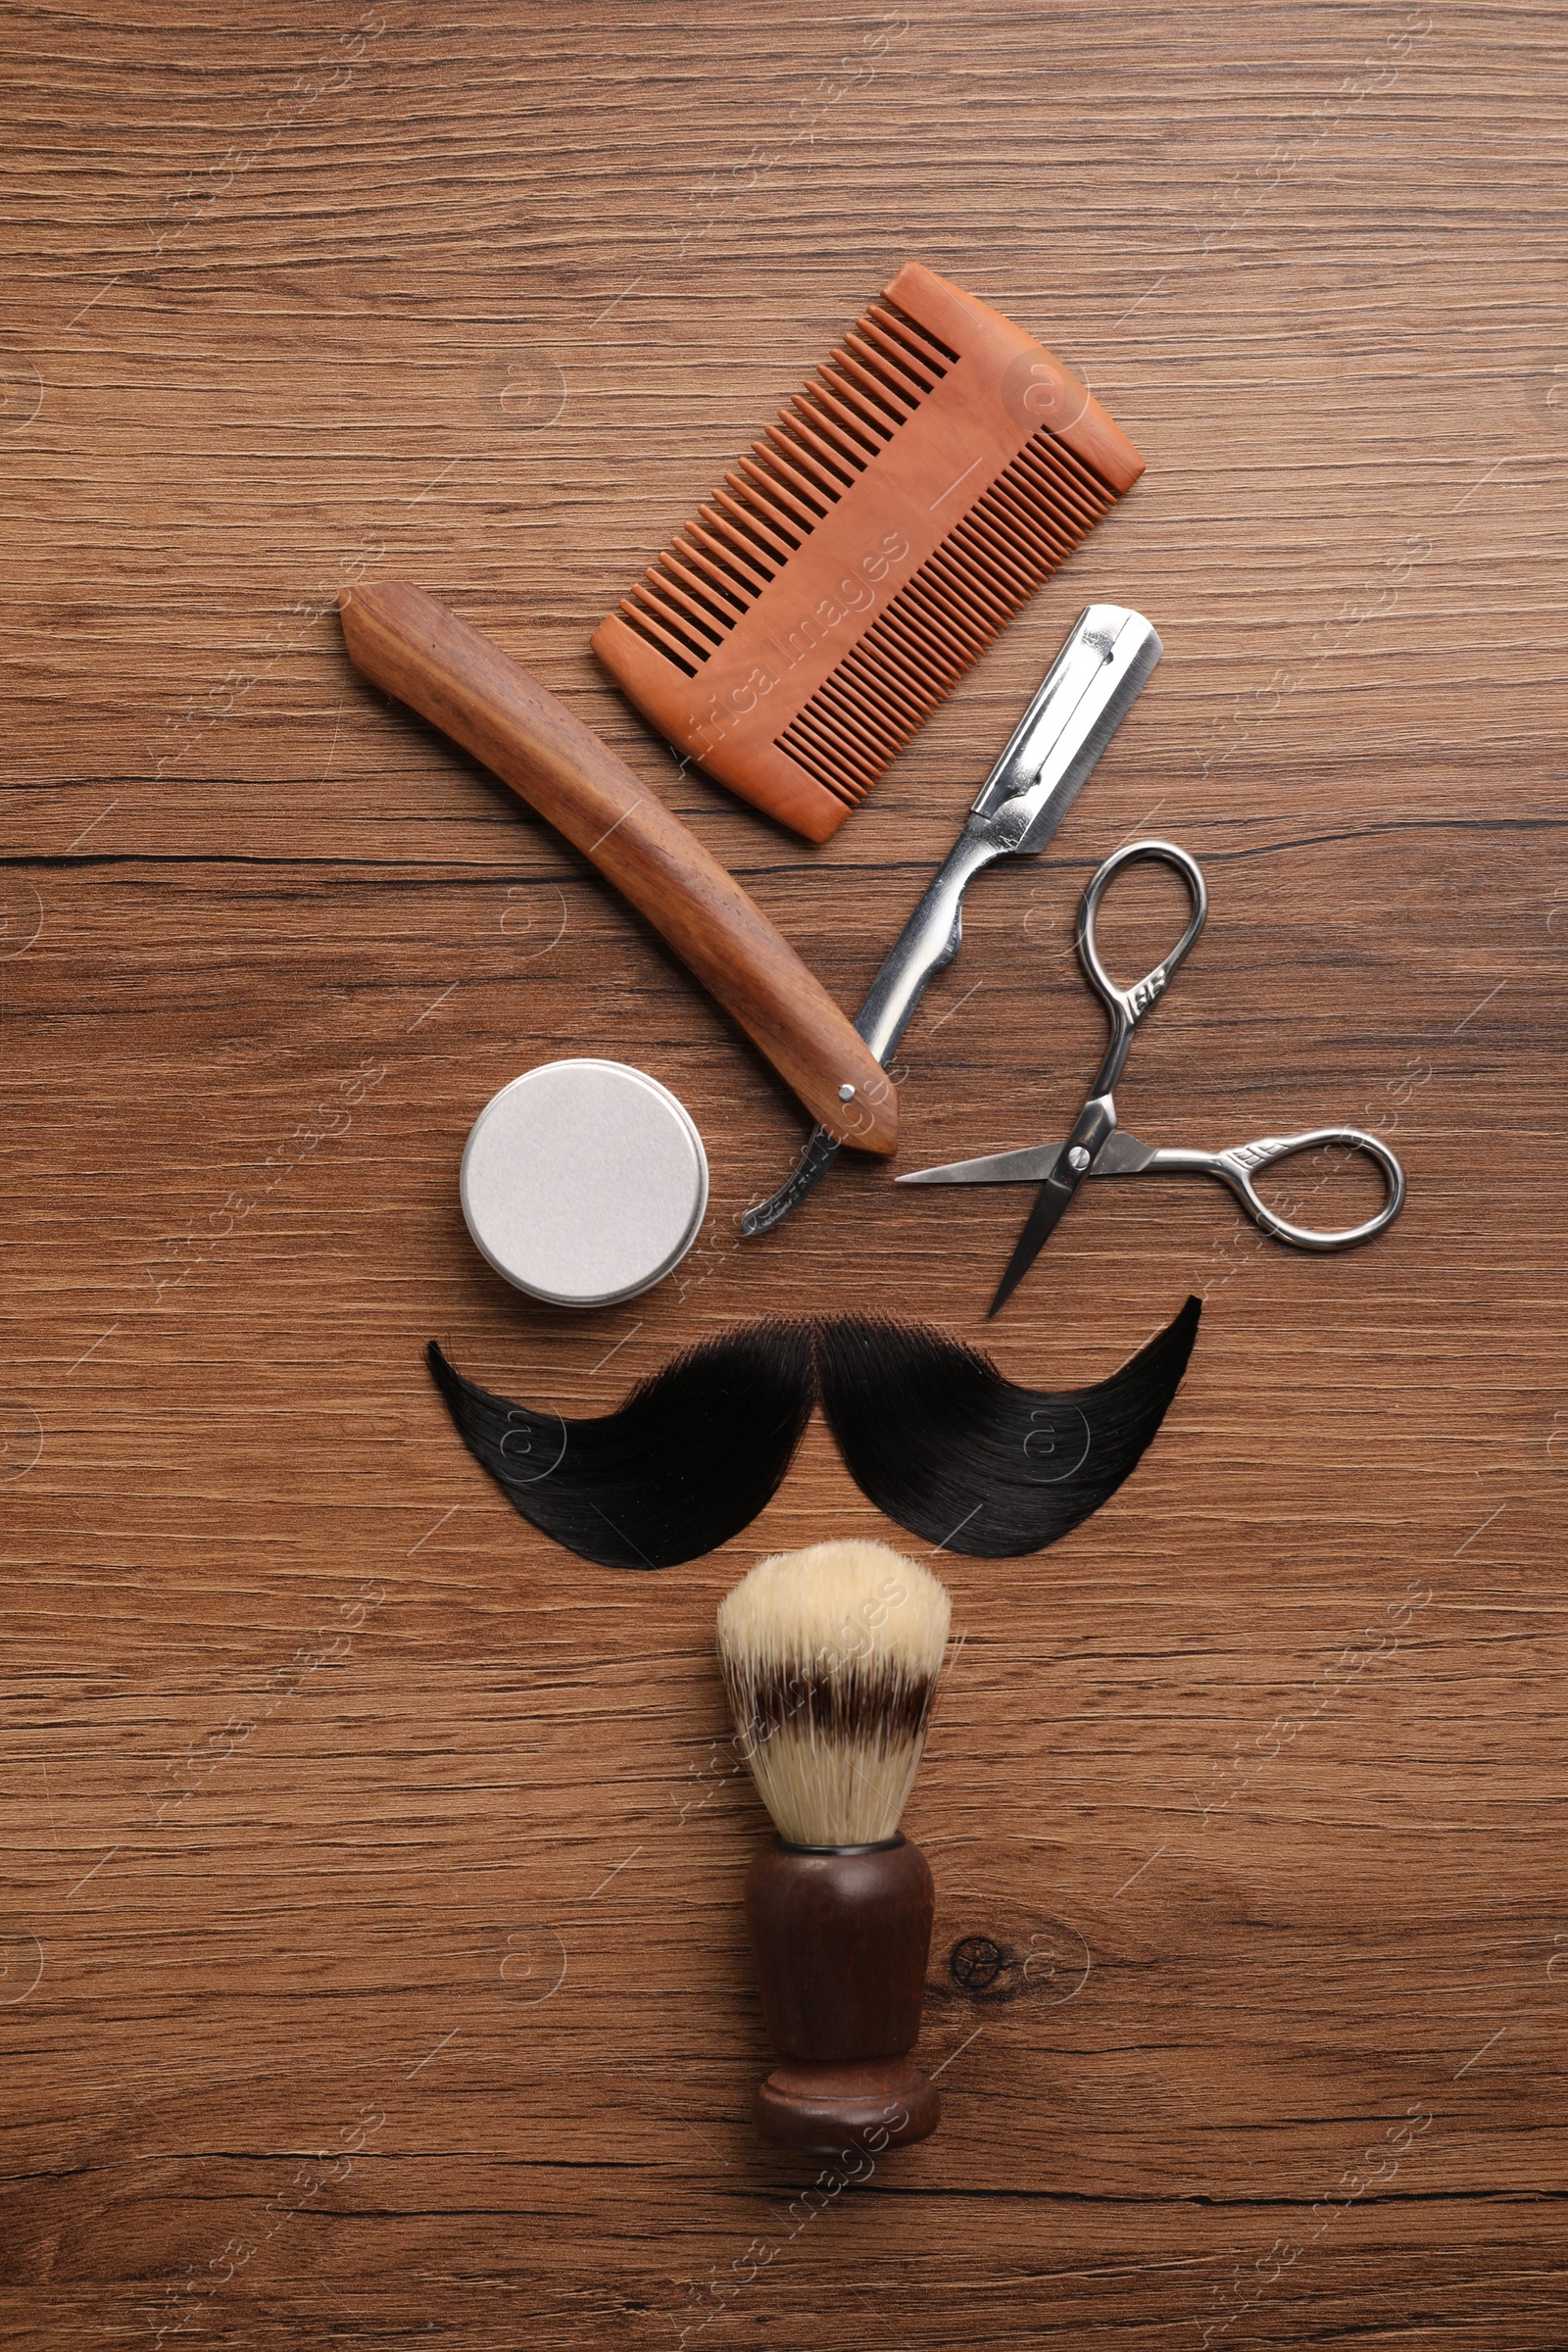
[898,1129,1159,1188]
[987,1151,1087,1317]
[898,1143,1060,1186]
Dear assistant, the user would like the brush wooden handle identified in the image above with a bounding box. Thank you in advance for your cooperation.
[744,1835,940,2152]
[340,580,898,1154]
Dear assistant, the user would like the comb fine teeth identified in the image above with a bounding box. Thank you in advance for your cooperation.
[591,261,1145,842]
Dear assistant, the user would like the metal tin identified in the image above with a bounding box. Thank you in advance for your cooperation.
[460,1058,710,1310]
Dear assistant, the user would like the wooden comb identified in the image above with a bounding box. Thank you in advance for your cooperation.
[591,262,1145,843]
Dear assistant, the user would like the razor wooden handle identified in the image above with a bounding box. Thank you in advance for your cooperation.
[340,580,897,1154]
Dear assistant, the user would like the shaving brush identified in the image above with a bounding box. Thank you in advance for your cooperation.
[715,1539,951,2153]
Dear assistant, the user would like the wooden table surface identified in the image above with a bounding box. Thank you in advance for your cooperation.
[4,4,1565,2345]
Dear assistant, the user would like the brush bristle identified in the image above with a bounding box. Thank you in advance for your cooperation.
[715,1539,951,1848]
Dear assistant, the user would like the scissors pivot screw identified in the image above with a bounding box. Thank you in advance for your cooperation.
[1067,1145,1092,1173]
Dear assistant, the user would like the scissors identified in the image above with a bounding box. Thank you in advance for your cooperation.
[898,839,1407,1317]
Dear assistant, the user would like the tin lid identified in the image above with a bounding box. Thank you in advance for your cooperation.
[460,1058,710,1309]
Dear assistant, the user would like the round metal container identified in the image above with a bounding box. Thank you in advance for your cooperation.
[460,1058,709,1309]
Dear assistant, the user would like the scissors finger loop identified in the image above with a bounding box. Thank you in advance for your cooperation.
[1217,1127,1406,1250]
[1077,839,1208,1028]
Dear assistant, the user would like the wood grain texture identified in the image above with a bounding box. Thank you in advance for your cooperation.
[2,3,1566,2346]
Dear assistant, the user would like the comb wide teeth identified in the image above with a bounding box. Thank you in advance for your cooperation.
[615,298,956,674]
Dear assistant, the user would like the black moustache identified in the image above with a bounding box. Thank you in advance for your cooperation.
[813,1301,1200,1558]
[425,1323,814,1572]
[426,1300,1200,1572]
